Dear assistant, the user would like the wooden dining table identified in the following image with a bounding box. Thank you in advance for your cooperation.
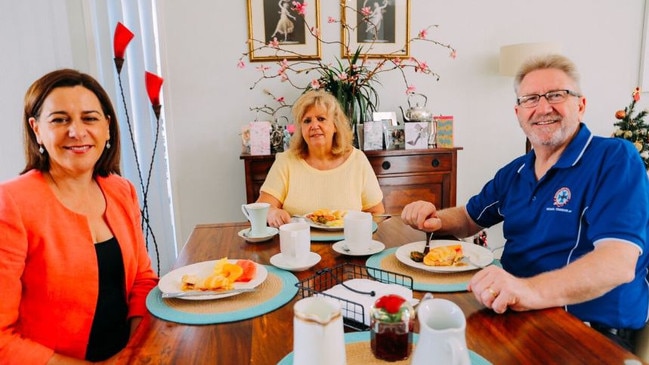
[119,217,645,365]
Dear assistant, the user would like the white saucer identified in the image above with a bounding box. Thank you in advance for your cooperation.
[270,252,321,272]
[238,227,279,243]
[332,240,385,256]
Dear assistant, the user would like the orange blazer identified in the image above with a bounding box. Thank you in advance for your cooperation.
[0,170,159,364]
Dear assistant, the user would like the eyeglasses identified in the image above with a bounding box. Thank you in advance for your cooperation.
[516,89,581,108]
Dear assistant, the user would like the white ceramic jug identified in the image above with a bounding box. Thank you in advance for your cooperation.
[411,298,470,365]
[293,297,346,365]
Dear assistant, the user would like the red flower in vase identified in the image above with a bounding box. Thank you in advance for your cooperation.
[375,294,406,314]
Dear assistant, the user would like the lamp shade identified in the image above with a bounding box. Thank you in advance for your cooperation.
[499,42,561,76]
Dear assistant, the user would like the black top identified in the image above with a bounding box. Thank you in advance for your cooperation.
[85,237,129,361]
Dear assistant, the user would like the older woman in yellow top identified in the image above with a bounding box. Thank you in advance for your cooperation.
[258,90,385,228]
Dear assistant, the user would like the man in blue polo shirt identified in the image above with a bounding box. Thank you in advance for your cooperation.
[401,54,649,352]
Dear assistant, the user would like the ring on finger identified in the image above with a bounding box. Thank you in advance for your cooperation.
[487,287,498,298]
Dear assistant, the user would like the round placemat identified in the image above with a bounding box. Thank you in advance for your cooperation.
[146,265,298,324]
[277,332,491,364]
[367,248,494,292]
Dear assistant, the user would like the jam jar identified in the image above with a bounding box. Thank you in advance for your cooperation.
[369,294,415,361]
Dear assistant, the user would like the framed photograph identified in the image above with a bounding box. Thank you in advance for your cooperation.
[341,0,410,59]
[247,0,321,61]
[383,122,404,150]
[373,111,398,126]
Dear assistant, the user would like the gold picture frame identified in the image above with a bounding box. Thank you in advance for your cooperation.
[247,0,321,62]
[341,0,410,59]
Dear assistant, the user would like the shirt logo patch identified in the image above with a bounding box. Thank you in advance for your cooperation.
[553,187,571,207]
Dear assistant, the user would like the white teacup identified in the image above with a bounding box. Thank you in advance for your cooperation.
[241,202,270,237]
[343,211,373,252]
[279,222,310,264]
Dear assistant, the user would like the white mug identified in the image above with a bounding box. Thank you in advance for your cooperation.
[411,298,470,365]
[343,211,373,252]
[241,202,270,237]
[279,222,310,264]
[293,297,346,365]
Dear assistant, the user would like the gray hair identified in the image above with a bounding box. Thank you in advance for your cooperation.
[514,54,581,94]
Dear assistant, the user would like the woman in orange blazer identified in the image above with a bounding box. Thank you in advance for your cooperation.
[0,69,158,364]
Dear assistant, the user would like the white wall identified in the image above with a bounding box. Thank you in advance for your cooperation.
[157,0,648,248]
[1,0,647,254]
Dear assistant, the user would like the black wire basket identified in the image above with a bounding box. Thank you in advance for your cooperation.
[295,263,413,331]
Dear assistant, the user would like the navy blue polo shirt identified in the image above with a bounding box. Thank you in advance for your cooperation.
[466,123,649,329]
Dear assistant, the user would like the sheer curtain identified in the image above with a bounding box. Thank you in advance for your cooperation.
[82,0,177,275]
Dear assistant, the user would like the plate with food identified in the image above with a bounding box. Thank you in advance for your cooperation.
[158,258,268,300]
[395,240,494,273]
[304,209,346,231]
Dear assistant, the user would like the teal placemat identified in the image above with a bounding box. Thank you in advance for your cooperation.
[277,331,491,364]
[366,248,501,292]
[146,265,298,325]
[311,221,378,242]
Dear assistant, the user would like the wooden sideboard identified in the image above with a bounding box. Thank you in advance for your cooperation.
[240,147,462,213]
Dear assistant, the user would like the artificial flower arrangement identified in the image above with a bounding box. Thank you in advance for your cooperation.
[613,87,649,169]
[237,1,455,127]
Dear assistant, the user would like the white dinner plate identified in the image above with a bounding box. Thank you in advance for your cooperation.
[395,240,494,273]
[303,211,345,231]
[158,259,268,300]
[332,240,385,256]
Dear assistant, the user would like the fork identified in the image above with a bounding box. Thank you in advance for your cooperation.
[423,231,434,255]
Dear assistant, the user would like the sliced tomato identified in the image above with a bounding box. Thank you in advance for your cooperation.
[235,259,257,282]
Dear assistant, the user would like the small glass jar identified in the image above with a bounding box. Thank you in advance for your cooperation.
[369,294,415,361]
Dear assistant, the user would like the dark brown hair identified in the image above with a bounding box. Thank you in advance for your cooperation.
[22,69,121,176]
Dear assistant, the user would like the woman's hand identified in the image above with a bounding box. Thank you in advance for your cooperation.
[267,207,291,228]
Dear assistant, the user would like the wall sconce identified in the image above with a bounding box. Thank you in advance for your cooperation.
[499,42,562,76]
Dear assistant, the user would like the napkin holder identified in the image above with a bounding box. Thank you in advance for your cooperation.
[295,263,413,331]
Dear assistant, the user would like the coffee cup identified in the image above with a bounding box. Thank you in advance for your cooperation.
[241,202,270,237]
[279,222,310,264]
[343,211,373,252]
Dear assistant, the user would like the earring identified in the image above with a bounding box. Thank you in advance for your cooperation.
[106,141,111,150]
[38,145,44,154]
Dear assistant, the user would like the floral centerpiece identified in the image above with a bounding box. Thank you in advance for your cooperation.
[237,1,455,130]
[613,87,649,169]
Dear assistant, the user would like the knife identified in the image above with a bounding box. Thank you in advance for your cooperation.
[161,288,256,299]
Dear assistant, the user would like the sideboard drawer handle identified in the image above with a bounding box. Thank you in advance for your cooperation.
[431,159,440,167]
[382,161,391,170]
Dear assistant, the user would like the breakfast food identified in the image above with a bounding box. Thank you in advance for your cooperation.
[305,209,346,227]
[413,244,464,266]
[181,258,256,291]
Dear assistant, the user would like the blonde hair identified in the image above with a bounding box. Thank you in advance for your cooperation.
[514,54,581,94]
[289,90,353,158]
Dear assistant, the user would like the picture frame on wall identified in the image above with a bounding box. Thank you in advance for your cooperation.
[341,0,410,59]
[246,0,321,61]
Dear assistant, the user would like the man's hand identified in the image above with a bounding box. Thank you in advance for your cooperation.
[400,200,441,231]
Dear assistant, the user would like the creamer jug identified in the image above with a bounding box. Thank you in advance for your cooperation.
[293,297,346,365]
[411,297,470,365]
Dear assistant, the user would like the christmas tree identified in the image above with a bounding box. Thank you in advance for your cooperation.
[613,87,649,169]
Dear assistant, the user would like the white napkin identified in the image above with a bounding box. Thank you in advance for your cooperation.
[321,278,418,326]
